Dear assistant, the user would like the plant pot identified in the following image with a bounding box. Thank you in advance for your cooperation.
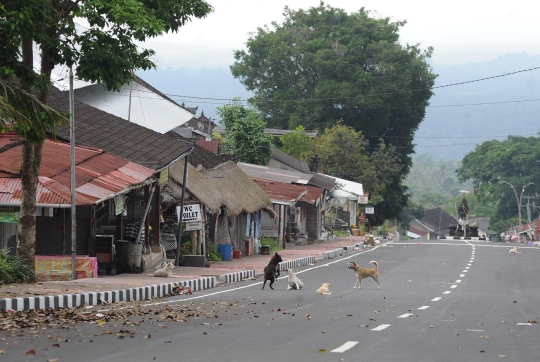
[359,230,365,236]
[351,228,360,236]
[182,255,206,267]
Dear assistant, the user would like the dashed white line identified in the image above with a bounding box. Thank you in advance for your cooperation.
[517,323,532,326]
[463,270,468,273]
[466,267,470,269]
[372,324,391,331]
[397,313,413,318]
[450,285,457,289]
[467,329,485,332]
[459,274,465,277]
[418,306,430,310]
[331,341,359,353]
[467,264,471,266]
[443,291,451,294]
[432,297,442,302]
[456,280,462,283]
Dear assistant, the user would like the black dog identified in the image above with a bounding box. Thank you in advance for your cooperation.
[262,252,283,290]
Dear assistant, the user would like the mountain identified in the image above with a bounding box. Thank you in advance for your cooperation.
[138,53,540,159]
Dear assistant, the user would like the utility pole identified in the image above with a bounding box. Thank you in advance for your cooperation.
[69,68,76,280]
[500,181,534,242]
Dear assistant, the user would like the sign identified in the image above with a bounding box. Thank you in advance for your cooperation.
[177,204,201,223]
[185,220,203,231]
[364,206,375,215]
[358,196,369,204]
[0,208,19,223]
[159,168,169,184]
[114,195,125,215]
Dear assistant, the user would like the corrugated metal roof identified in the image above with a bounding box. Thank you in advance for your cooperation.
[270,147,311,174]
[72,81,193,134]
[0,177,74,205]
[321,174,363,195]
[0,134,154,206]
[238,162,313,185]
[252,178,323,206]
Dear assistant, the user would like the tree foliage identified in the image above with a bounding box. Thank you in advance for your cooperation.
[0,0,212,270]
[310,122,403,224]
[231,2,436,175]
[280,125,311,162]
[456,135,540,227]
[217,100,274,165]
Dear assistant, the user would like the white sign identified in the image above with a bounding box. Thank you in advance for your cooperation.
[185,220,203,231]
[358,196,369,204]
[365,206,375,214]
[177,204,201,223]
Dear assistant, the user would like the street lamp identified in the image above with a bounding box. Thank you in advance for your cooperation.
[500,181,534,242]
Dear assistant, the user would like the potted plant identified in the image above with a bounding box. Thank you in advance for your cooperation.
[350,224,360,236]
[359,225,366,236]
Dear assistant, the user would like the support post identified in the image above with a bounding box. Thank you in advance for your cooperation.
[175,155,191,266]
[154,183,161,246]
[69,68,77,280]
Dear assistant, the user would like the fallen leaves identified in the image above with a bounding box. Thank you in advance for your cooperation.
[26,349,36,355]
[317,349,327,354]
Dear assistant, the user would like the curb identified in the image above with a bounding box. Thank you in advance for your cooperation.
[0,276,216,312]
[438,236,488,241]
[220,270,256,283]
[278,256,316,271]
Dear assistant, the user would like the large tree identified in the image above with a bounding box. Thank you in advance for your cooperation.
[0,0,212,271]
[456,135,540,228]
[217,100,274,165]
[231,2,436,171]
[311,122,403,224]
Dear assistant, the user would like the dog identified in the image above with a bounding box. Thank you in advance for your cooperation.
[262,252,283,290]
[148,262,177,277]
[347,261,380,289]
[509,246,519,253]
[287,268,304,290]
[316,283,331,295]
[364,237,375,247]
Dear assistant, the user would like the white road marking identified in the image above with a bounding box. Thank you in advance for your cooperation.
[466,267,470,269]
[459,274,465,277]
[418,306,430,310]
[443,291,451,294]
[431,297,442,302]
[463,270,468,273]
[450,285,457,288]
[372,324,391,331]
[467,329,485,332]
[456,280,462,283]
[331,341,359,353]
[397,313,413,318]
[517,323,532,326]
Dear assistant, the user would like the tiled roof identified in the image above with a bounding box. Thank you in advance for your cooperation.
[270,147,311,174]
[0,133,154,205]
[48,85,193,170]
[421,207,458,232]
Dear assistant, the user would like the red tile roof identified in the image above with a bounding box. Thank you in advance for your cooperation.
[0,134,154,206]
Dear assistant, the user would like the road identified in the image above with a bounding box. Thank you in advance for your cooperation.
[2,240,540,361]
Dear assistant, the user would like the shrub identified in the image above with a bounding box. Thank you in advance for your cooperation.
[207,243,222,261]
[261,236,283,253]
[0,249,35,284]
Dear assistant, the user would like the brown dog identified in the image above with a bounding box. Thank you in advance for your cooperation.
[347,261,380,289]
[262,252,283,290]
[364,236,375,247]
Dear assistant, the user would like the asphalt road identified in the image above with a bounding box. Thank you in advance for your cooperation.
[2,240,540,362]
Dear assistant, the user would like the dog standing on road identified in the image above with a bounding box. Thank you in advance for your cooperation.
[287,268,304,290]
[347,261,380,289]
[262,252,283,290]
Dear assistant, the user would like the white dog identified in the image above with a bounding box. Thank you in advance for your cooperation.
[287,268,304,290]
[509,246,519,253]
[148,262,179,277]
[316,283,332,295]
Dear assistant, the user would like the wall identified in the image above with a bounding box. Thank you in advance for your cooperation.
[306,205,318,239]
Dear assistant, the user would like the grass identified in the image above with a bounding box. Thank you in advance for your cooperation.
[333,230,349,237]
[0,249,35,284]
[261,236,283,253]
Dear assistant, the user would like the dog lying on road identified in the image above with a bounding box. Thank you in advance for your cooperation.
[347,261,380,289]
[316,283,331,295]
[287,268,304,290]
[148,262,180,277]
[509,246,519,253]
[262,252,283,290]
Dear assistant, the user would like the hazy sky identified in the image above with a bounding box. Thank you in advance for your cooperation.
[144,0,540,70]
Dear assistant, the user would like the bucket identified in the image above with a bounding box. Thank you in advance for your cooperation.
[116,242,143,273]
[218,244,233,261]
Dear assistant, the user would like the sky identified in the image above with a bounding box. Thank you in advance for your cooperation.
[143,0,540,70]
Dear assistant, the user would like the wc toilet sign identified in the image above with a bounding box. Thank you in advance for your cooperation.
[177,204,201,223]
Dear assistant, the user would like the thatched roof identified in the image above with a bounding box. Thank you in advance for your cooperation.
[167,161,271,217]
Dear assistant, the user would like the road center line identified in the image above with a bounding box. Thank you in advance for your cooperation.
[331,341,359,353]
[459,274,465,277]
[450,285,457,288]
[418,306,429,310]
[397,313,413,318]
[371,324,391,331]
[443,291,451,294]
[456,280,462,283]
[463,270,468,272]
[431,297,442,301]
[517,323,532,326]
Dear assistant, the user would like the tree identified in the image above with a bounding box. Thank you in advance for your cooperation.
[217,100,274,165]
[0,0,212,271]
[456,135,540,228]
[280,125,311,162]
[231,2,436,183]
[310,122,403,223]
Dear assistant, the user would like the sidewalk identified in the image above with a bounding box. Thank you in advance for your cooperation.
[0,235,368,311]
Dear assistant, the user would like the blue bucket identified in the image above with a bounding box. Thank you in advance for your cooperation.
[218,244,233,261]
